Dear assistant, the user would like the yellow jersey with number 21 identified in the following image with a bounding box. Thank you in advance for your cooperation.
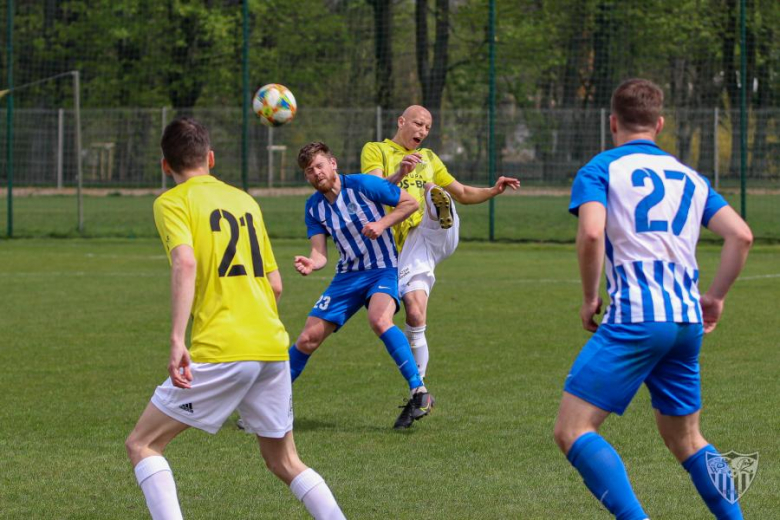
[153,175,289,363]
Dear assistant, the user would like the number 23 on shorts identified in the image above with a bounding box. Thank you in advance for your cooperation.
[314,295,331,310]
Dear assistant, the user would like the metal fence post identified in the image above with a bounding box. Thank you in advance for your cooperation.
[6,0,13,238]
[487,0,496,241]
[73,70,83,234]
[57,108,64,189]
[241,0,250,192]
[161,106,168,190]
[267,126,274,188]
[739,0,747,218]
[376,105,382,141]
[714,107,719,190]
[600,108,606,151]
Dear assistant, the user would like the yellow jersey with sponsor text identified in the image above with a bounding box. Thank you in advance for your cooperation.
[361,139,455,249]
[153,175,289,363]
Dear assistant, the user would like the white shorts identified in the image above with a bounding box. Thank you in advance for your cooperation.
[151,360,293,437]
[398,188,459,298]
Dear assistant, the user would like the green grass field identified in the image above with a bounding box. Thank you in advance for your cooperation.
[1,238,778,519]
[1,190,779,242]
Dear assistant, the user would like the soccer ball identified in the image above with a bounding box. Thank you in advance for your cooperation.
[253,84,297,127]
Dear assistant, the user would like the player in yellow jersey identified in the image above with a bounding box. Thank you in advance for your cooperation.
[125,118,345,520]
[361,105,520,385]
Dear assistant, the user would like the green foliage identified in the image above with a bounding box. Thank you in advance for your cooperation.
[1,1,776,111]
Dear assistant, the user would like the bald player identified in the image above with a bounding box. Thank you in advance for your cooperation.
[361,105,520,389]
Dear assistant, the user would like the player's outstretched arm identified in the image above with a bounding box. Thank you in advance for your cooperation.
[362,190,419,239]
[576,202,606,332]
[700,206,753,333]
[294,234,328,276]
[443,176,520,205]
[169,245,196,388]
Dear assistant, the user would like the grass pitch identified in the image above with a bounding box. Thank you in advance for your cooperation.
[2,189,779,242]
[1,238,778,519]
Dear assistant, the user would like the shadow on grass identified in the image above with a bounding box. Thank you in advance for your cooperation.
[292,415,428,435]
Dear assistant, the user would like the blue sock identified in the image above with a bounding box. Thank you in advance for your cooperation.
[288,345,310,383]
[379,326,423,390]
[682,445,744,519]
[567,432,648,520]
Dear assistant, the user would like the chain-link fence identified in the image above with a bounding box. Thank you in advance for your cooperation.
[1,1,778,240]
[2,106,778,189]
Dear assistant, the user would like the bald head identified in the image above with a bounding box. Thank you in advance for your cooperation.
[393,105,433,150]
[401,105,431,121]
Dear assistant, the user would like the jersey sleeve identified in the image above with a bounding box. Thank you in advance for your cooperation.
[361,142,385,174]
[153,195,192,264]
[426,150,456,188]
[355,173,401,207]
[304,197,328,238]
[569,160,609,216]
[700,176,729,227]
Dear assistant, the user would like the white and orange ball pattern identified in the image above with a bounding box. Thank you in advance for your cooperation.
[253,83,297,127]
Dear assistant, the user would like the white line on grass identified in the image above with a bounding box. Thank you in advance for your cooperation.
[0,271,166,278]
[84,253,167,260]
[445,278,580,285]
[738,273,780,281]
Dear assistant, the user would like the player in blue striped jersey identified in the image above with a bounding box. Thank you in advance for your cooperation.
[553,79,752,519]
[289,141,434,429]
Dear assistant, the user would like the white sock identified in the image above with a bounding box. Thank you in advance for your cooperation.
[405,323,429,378]
[134,456,183,520]
[290,468,345,520]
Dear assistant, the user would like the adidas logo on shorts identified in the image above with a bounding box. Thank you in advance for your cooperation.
[179,402,194,414]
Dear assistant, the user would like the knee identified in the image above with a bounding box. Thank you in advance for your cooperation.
[295,331,322,355]
[404,306,426,327]
[552,423,572,454]
[660,429,707,462]
[125,432,146,462]
[264,457,286,480]
[368,317,392,337]
[264,453,305,485]
[553,420,592,456]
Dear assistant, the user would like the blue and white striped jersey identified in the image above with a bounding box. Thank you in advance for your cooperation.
[305,174,401,273]
[569,140,728,324]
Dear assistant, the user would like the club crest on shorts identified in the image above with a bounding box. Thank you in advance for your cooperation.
[346,202,359,215]
[705,450,759,504]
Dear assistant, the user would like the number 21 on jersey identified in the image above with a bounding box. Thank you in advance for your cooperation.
[210,209,265,278]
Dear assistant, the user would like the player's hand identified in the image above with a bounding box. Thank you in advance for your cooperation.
[396,153,424,179]
[700,293,724,334]
[361,222,385,240]
[168,340,193,389]
[294,255,314,276]
[493,176,520,195]
[580,297,602,332]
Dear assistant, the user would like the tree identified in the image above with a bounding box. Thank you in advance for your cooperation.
[367,0,393,109]
[416,0,449,149]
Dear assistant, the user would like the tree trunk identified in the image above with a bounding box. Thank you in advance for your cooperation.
[721,0,740,175]
[591,1,614,110]
[415,0,449,150]
[369,0,393,109]
[166,2,208,108]
[545,9,584,182]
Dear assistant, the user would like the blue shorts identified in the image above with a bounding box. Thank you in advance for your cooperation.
[309,268,400,331]
[564,322,703,416]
